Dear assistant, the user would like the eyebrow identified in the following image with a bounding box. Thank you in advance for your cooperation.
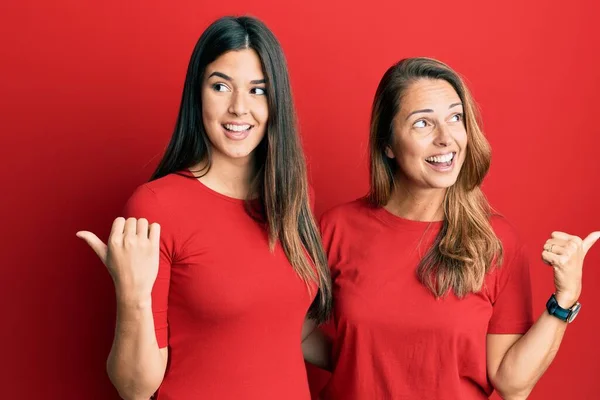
[207,71,266,85]
[405,102,463,120]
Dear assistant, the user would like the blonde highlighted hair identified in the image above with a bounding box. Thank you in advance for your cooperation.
[368,57,502,297]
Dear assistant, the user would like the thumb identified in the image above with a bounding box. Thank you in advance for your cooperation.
[582,231,600,255]
[76,231,108,263]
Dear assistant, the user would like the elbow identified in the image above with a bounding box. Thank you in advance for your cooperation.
[110,378,159,400]
[491,375,533,400]
[115,388,157,400]
[117,393,152,400]
[106,360,162,400]
[496,390,531,400]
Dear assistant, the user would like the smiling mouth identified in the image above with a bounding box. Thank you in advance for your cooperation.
[425,152,455,167]
[222,123,253,132]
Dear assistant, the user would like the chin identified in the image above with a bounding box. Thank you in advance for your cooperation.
[429,176,459,189]
[225,150,255,160]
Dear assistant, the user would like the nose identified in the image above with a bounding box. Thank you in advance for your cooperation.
[433,123,453,147]
[228,91,249,116]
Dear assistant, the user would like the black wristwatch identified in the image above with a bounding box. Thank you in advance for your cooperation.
[546,293,581,323]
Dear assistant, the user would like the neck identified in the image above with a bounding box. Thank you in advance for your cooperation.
[385,175,446,222]
[194,152,256,199]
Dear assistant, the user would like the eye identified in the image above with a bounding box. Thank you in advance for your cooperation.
[251,87,266,95]
[212,83,230,92]
[450,113,463,122]
[413,119,427,128]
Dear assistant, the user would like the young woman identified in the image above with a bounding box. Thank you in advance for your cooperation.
[314,57,599,399]
[77,16,331,400]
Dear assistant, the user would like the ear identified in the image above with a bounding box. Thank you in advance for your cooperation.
[385,145,395,159]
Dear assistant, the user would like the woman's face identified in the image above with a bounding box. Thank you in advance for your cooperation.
[387,78,468,191]
[201,49,269,163]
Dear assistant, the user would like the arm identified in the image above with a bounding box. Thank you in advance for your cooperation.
[301,318,333,371]
[107,296,169,400]
[487,312,567,400]
[487,231,600,400]
[77,217,169,400]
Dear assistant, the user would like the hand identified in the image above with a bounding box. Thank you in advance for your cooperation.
[76,217,161,300]
[542,231,600,307]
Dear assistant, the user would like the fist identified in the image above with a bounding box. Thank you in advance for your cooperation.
[77,217,161,299]
[542,231,600,307]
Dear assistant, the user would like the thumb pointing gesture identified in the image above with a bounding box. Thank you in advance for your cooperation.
[583,231,600,256]
[76,231,108,264]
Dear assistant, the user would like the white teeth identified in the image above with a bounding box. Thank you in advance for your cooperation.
[224,124,251,132]
[426,152,454,163]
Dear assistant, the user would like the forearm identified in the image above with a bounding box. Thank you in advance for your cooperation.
[107,296,167,400]
[493,311,568,399]
[492,229,600,399]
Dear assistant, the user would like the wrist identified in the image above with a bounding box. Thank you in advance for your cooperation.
[554,291,579,309]
[115,288,153,310]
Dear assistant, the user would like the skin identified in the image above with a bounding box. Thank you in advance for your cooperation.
[76,49,274,400]
[197,48,269,199]
[384,79,599,399]
[303,78,599,400]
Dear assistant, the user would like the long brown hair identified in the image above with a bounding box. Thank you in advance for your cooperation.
[368,57,502,297]
[151,16,331,321]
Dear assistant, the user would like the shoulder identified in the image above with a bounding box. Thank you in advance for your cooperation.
[488,214,530,278]
[123,173,192,221]
[490,214,524,254]
[319,197,370,230]
[145,172,192,198]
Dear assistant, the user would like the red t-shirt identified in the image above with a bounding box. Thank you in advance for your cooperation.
[319,198,534,400]
[123,172,315,400]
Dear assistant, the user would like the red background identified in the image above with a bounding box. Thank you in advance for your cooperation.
[2,0,599,398]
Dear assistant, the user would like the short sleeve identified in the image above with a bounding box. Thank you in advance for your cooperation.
[122,185,174,348]
[319,209,340,279]
[487,244,534,334]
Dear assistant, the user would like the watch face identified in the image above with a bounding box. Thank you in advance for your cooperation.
[567,303,582,323]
